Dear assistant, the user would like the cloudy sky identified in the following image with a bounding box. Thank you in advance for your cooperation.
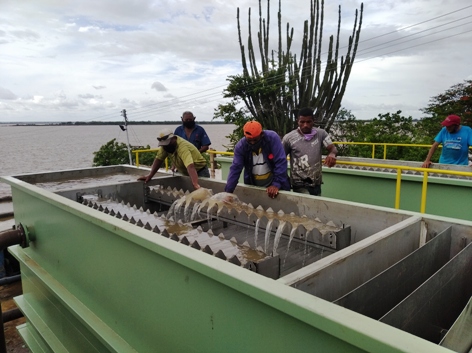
[1,0,471,123]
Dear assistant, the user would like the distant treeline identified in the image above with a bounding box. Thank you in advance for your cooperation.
[10,121,226,126]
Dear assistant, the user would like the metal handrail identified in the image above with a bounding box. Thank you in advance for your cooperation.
[132,146,472,214]
[335,160,472,213]
[332,141,472,159]
[332,142,432,159]
[132,148,169,170]
[132,141,447,165]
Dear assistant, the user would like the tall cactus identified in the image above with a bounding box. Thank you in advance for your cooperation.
[231,0,363,135]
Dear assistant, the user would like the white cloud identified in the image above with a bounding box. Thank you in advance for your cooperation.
[0,0,471,122]
[151,81,167,92]
[0,87,17,100]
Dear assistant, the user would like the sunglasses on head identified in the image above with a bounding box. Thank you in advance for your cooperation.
[157,134,170,141]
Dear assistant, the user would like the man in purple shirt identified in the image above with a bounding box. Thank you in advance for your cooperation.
[224,121,290,199]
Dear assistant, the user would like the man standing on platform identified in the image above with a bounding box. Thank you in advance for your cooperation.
[174,111,211,153]
[422,114,472,168]
[282,107,338,196]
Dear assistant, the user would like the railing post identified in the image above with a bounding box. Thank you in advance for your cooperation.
[372,144,375,159]
[395,169,402,209]
[135,152,140,167]
[209,149,216,179]
[383,145,387,160]
[421,171,428,213]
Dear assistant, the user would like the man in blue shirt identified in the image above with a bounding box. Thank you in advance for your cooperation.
[174,111,211,153]
[224,121,290,199]
[422,114,472,167]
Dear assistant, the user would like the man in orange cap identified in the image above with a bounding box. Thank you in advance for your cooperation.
[422,114,472,167]
[224,121,290,198]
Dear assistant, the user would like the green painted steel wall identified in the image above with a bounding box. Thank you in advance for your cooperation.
[217,157,472,222]
[3,177,452,353]
[323,169,472,221]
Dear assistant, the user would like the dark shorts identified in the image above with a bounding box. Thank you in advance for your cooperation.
[293,184,321,196]
[197,166,210,178]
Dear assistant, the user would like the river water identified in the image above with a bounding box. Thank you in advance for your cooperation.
[0,124,235,198]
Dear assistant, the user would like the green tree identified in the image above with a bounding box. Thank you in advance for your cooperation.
[215,0,363,137]
[213,98,249,149]
[331,110,428,161]
[418,79,472,141]
[421,79,472,120]
[93,139,155,167]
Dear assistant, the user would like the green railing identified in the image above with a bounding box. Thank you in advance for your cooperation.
[132,143,472,214]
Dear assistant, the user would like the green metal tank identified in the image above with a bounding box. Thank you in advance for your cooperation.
[1,165,471,353]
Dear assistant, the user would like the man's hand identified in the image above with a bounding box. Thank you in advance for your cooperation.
[138,175,151,183]
[223,194,235,204]
[422,161,433,168]
[324,155,337,168]
[266,185,279,199]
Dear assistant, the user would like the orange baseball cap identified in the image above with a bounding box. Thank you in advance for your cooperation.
[243,121,262,138]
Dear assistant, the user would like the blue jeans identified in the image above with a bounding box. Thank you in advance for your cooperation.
[293,184,321,196]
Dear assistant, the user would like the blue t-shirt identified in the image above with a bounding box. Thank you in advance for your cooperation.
[174,124,211,151]
[434,126,472,165]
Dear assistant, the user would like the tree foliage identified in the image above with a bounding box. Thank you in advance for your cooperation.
[213,98,249,149]
[331,110,431,161]
[93,139,155,167]
[215,0,363,137]
[421,79,472,119]
[418,79,472,140]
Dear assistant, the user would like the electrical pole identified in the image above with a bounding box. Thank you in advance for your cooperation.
[120,109,133,165]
